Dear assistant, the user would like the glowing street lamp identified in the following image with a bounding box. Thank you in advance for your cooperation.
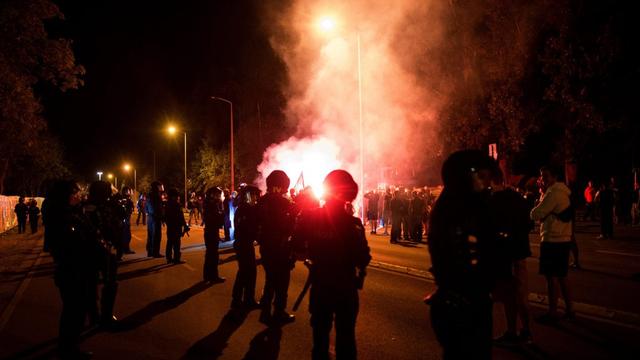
[318,16,336,32]
[123,163,137,195]
[97,171,103,180]
[166,124,188,208]
[107,173,118,189]
[316,15,365,220]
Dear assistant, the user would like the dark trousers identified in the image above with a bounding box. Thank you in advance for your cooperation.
[260,258,291,314]
[55,274,91,352]
[223,219,231,241]
[584,202,596,220]
[146,219,162,256]
[136,211,146,225]
[166,232,182,262]
[390,216,402,242]
[411,217,422,241]
[402,216,411,239]
[430,296,492,360]
[17,216,27,234]
[232,245,257,303]
[310,290,359,360]
[89,253,118,323]
[118,218,132,258]
[30,216,38,233]
[203,230,220,280]
[601,208,614,238]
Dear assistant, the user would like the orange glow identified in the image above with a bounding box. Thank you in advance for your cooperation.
[258,136,343,200]
[317,16,336,33]
[123,163,131,172]
[167,125,177,135]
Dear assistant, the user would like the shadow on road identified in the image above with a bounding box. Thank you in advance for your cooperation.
[114,281,213,332]
[181,309,249,359]
[117,262,173,281]
[242,326,283,360]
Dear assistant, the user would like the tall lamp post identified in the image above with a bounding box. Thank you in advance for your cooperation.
[107,173,118,189]
[167,125,188,208]
[317,16,365,220]
[211,96,235,190]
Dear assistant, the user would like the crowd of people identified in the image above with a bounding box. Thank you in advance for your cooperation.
[13,196,40,234]
[39,169,370,359]
[25,147,637,359]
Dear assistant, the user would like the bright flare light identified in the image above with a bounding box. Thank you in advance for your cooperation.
[167,125,177,135]
[318,16,336,33]
[258,136,343,200]
[123,163,131,172]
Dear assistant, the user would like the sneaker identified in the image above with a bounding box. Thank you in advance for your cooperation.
[570,262,582,270]
[493,332,519,348]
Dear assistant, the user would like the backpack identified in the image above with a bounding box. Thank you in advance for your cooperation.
[555,202,574,223]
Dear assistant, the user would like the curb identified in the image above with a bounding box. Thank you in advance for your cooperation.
[367,260,640,330]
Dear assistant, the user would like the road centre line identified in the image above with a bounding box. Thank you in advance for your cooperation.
[596,250,640,257]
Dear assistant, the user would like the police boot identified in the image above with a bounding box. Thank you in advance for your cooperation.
[100,284,119,330]
[272,310,295,324]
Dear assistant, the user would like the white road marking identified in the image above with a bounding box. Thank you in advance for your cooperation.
[596,250,640,257]
[183,263,196,272]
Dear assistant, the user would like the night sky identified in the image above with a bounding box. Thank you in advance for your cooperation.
[42,0,282,182]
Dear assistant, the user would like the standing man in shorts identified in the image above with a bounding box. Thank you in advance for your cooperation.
[530,165,575,323]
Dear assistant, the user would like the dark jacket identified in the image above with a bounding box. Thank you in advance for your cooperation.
[256,192,295,260]
[15,202,28,218]
[203,198,224,233]
[293,201,371,294]
[165,200,187,238]
[234,203,259,251]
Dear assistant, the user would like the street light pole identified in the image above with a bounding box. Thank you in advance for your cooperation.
[357,33,365,221]
[184,131,187,209]
[211,96,235,190]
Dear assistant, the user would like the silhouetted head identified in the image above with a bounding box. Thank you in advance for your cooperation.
[441,150,496,194]
[121,186,132,197]
[323,170,358,203]
[88,181,113,205]
[47,180,81,208]
[150,181,164,195]
[167,188,180,202]
[266,170,290,194]
[206,186,223,201]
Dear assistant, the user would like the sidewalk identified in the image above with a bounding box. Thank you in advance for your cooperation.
[0,225,45,330]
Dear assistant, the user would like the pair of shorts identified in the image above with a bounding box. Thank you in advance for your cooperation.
[539,242,571,277]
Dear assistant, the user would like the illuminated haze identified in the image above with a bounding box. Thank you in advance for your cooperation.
[257,0,445,193]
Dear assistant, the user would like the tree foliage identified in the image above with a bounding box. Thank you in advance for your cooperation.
[190,140,237,193]
[0,0,84,194]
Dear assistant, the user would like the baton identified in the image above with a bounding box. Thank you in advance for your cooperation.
[292,259,312,312]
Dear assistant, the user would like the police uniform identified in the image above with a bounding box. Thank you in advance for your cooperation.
[293,200,371,359]
[146,192,164,257]
[165,195,187,264]
[202,194,224,281]
[232,200,259,306]
[257,192,296,322]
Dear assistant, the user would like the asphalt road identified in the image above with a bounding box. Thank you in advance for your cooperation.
[1,223,639,359]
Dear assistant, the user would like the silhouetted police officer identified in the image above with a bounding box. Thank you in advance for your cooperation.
[146,181,165,258]
[426,150,496,360]
[85,181,124,329]
[257,170,296,324]
[293,170,371,360]
[165,188,188,264]
[231,185,261,308]
[202,186,225,283]
[14,196,28,234]
[46,180,95,358]
[116,186,135,259]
